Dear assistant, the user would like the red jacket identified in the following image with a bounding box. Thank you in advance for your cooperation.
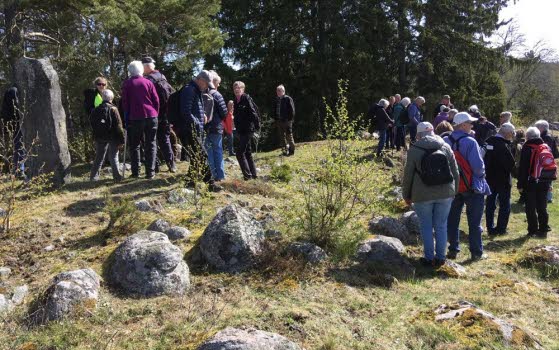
[223,111,234,135]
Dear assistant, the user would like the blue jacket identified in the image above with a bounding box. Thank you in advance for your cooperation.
[206,88,228,134]
[444,130,491,195]
[407,102,422,126]
[179,80,204,133]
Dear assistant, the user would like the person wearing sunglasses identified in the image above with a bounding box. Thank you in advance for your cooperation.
[83,77,108,116]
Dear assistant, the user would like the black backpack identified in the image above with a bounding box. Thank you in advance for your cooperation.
[412,144,453,186]
[166,87,183,125]
[399,106,410,125]
[90,104,113,139]
[202,92,214,125]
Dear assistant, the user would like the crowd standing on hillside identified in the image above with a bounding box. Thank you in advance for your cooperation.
[386,94,558,266]
[2,60,557,269]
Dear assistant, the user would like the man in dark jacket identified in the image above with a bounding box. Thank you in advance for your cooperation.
[233,80,260,180]
[89,90,125,181]
[517,127,553,238]
[143,56,176,173]
[0,86,25,176]
[179,70,219,191]
[373,99,394,157]
[484,123,516,235]
[205,71,228,181]
[273,85,295,156]
[535,120,559,203]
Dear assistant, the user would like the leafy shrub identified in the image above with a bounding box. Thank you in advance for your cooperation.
[294,80,389,260]
[102,194,142,240]
[270,163,292,183]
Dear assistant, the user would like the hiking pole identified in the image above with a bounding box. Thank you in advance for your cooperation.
[122,127,127,179]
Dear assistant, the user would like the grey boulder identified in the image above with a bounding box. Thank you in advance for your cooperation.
[147,219,171,233]
[356,235,406,263]
[200,205,265,273]
[400,211,420,235]
[108,231,190,296]
[135,199,163,213]
[34,269,100,323]
[369,216,414,244]
[165,226,191,241]
[289,242,328,265]
[197,327,303,350]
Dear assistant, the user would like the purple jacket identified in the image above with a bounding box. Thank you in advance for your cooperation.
[121,76,160,122]
[433,112,449,128]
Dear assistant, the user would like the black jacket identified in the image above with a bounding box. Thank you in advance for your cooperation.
[234,94,260,133]
[90,101,125,144]
[484,135,515,191]
[541,130,559,158]
[432,102,454,120]
[1,87,20,124]
[274,95,295,121]
[473,121,496,145]
[145,71,173,119]
[373,104,394,131]
[206,88,228,134]
[517,138,548,190]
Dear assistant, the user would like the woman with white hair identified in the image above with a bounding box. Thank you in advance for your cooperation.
[121,60,160,179]
[517,126,554,238]
[89,89,125,182]
[393,97,411,151]
[372,98,394,157]
[402,122,459,267]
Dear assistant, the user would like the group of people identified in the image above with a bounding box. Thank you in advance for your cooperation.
[396,96,558,267]
[85,58,297,191]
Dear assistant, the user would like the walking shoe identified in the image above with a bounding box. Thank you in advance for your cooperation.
[146,174,155,180]
[471,254,488,261]
[288,150,295,156]
[526,231,538,238]
[168,163,177,173]
[433,258,446,268]
[446,250,458,259]
[419,257,433,267]
[536,232,548,239]
[130,174,139,179]
[208,182,223,192]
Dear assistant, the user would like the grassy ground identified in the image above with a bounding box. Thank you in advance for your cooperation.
[0,140,558,350]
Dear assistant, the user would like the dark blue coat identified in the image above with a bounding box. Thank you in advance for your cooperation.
[179,80,204,133]
[206,88,228,134]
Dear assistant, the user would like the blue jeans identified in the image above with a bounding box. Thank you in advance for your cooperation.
[376,129,387,156]
[447,192,485,257]
[485,186,511,233]
[414,198,453,261]
[205,132,225,181]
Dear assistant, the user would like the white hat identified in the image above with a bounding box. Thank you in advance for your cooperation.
[453,112,478,126]
[468,105,479,112]
[417,122,434,133]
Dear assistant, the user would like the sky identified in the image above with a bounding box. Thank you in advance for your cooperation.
[499,0,559,55]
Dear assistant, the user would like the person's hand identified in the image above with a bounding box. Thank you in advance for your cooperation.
[404,198,412,206]
[204,115,208,124]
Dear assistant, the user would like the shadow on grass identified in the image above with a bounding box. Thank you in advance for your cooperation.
[109,176,177,195]
[64,197,105,217]
[484,235,529,252]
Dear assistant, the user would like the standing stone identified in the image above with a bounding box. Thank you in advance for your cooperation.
[14,58,71,185]
[33,268,101,323]
[197,327,303,350]
[200,204,266,273]
[369,216,414,244]
[108,231,190,296]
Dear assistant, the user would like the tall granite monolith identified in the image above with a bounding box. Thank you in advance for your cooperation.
[14,57,71,185]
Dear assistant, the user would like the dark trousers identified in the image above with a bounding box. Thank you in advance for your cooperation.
[13,127,25,174]
[384,126,394,148]
[90,140,121,181]
[223,131,235,156]
[276,120,295,153]
[486,186,512,233]
[525,182,550,234]
[157,119,174,166]
[408,125,417,143]
[129,117,158,177]
[179,126,212,184]
[395,126,406,151]
[236,132,257,180]
[376,128,387,156]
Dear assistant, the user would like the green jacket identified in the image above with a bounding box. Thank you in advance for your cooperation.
[402,135,459,203]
